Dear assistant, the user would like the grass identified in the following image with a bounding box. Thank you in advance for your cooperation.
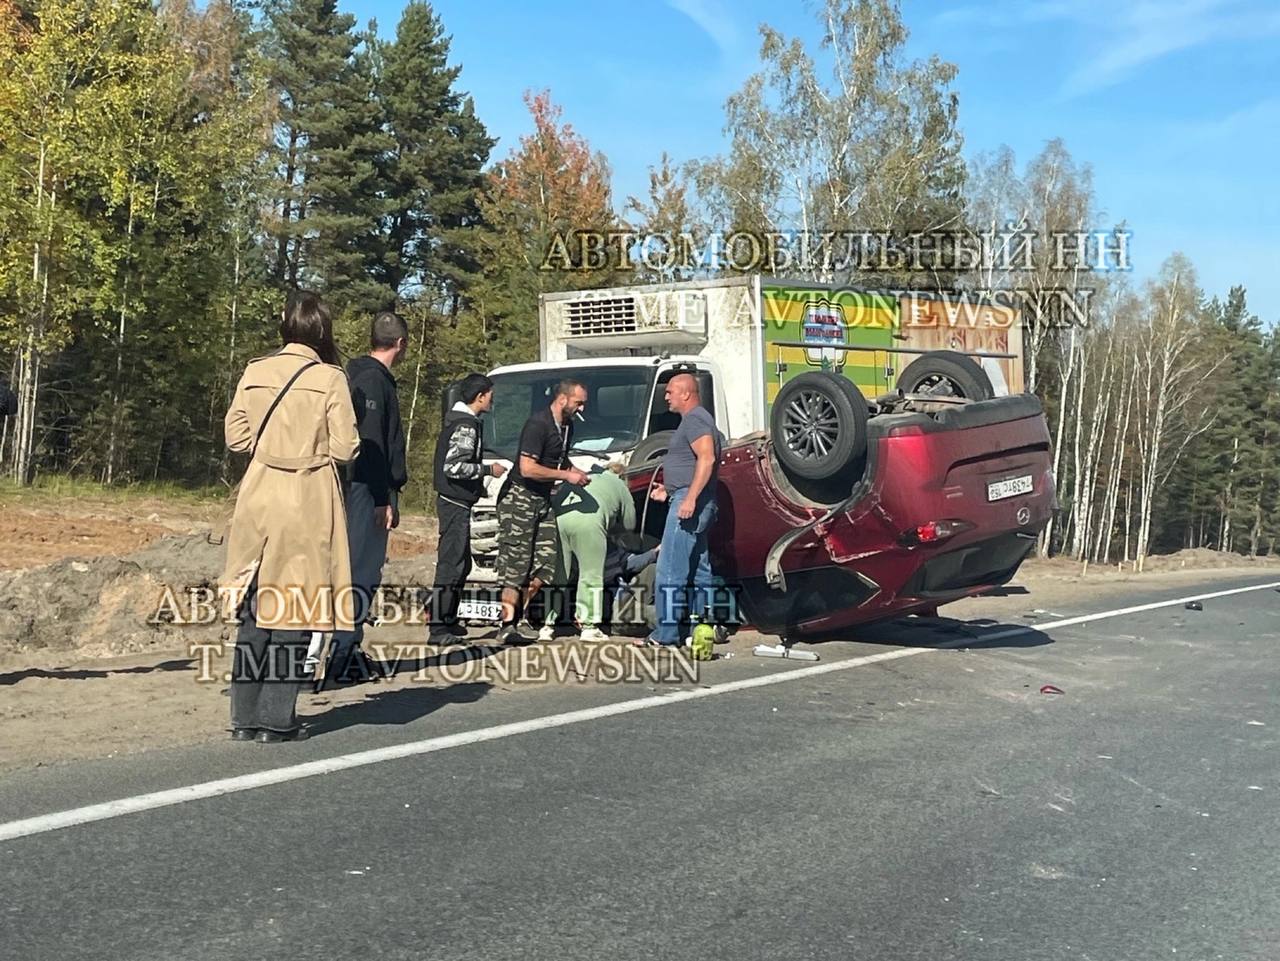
[0,475,229,507]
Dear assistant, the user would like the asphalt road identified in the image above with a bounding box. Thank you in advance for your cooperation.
[2,576,1279,961]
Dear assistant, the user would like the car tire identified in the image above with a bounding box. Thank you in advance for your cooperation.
[771,372,869,483]
[629,430,675,468]
[896,350,994,400]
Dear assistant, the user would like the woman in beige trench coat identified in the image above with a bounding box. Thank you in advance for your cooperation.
[220,292,360,742]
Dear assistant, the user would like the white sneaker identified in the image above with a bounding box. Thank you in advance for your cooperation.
[537,624,556,643]
[579,627,610,643]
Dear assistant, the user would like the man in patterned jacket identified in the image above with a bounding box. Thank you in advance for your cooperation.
[428,373,505,644]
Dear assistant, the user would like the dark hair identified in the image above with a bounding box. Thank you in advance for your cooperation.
[459,373,494,404]
[280,291,339,366]
[554,378,585,399]
[371,311,409,349]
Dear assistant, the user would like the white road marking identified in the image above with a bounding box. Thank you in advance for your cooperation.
[2,579,1277,843]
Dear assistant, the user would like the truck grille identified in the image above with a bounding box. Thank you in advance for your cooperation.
[565,297,637,337]
[468,502,500,583]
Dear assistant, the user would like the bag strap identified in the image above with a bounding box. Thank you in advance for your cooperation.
[253,359,320,455]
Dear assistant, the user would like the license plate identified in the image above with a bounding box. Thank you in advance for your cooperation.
[457,600,503,621]
[987,474,1033,501]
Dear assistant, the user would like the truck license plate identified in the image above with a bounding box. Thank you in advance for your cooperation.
[987,474,1033,502]
[457,600,503,621]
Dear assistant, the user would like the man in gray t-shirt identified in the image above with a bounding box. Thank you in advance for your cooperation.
[644,373,725,646]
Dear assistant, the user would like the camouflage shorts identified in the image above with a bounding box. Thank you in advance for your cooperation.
[496,484,559,588]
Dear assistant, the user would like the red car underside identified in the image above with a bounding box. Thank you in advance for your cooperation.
[628,394,1055,639]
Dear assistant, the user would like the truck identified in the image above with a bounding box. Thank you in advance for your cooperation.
[446,274,1053,639]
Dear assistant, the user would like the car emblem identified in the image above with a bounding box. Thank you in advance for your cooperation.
[1016,506,1031,525]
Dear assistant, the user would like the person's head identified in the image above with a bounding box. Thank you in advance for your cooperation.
[459,372,495,414]
[551,378,587,423]
[664,372,700,415]
[370,311,409,367]
[280,290,339,366]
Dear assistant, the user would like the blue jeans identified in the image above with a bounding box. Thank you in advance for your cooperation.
[653,487,717,644]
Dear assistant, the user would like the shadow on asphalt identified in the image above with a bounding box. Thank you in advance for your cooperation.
[305,681,490,737]
[0,658,196,686]
[825,614,1052,650]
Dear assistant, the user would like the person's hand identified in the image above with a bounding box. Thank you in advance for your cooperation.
[649,483,667,502]
[374,505,394,530]
[490,462,507,478]
[390,505,400,530]
[564,468,590,486]
[677,497,696,520]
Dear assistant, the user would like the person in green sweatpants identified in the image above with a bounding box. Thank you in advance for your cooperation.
[549,463,636,641]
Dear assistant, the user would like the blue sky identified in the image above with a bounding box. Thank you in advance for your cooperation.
[350,0,1280,322]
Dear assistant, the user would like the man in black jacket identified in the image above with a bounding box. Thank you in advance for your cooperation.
[1,382,16,417]
[321,311,409,687]
[429,373,505,644]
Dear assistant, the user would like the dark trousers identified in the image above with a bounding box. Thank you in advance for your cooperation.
[230,581,310,733]
[431,497,472,631]
[327,481,390,674]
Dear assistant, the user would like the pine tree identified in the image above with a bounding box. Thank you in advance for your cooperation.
[376,1,493,311]
[262,0,387,313]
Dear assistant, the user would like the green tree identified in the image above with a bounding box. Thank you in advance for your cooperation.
[693,0,965,285]
[473,89,618,365]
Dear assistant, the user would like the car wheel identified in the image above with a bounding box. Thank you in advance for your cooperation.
[629,430,674,467]
[896,350,994,400]
[771,372,869,483]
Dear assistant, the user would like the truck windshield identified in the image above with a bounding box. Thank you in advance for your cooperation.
[483,366,657,460]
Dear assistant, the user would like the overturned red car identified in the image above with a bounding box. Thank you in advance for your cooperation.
[624,385,1055,641]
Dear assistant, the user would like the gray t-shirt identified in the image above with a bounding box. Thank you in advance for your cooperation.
[661,405,722,492]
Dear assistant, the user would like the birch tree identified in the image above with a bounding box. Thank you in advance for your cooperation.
[1129,255,1220,568]
[693,0,965,286]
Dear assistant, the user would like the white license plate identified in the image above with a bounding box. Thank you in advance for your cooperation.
[457,600,503,621]
[987,474,1033,501]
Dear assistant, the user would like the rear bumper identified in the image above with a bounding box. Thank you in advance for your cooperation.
[898,530,1039,597]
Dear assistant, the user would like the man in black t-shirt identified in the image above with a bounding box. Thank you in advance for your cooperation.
[495,379,590,645]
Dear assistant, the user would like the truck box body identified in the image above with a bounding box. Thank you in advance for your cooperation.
[537,276,1025,445]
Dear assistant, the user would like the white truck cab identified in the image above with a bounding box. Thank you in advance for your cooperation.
[463,354,730,597]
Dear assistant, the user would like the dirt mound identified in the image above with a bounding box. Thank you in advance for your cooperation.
[1143,548,1280,572]
[0,508,173,571]
[0,525,441,664]
[0,531,228,661]
[0,552,223,660]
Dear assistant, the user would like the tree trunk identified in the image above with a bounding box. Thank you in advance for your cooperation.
[105,186,137,485]
[1040,326,1078,556]
[403,309,431,454]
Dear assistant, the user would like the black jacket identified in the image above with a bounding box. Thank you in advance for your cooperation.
[433,406,486,507]
[0,381,16,417]
[347,355,407,507]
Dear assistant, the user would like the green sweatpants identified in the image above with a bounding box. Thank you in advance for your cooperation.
[551,512,608,628]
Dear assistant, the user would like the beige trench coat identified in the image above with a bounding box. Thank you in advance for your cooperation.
[220,344,361,631]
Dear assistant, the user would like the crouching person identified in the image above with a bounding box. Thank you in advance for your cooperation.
[547,461,636,641]
[220,292,360,742]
